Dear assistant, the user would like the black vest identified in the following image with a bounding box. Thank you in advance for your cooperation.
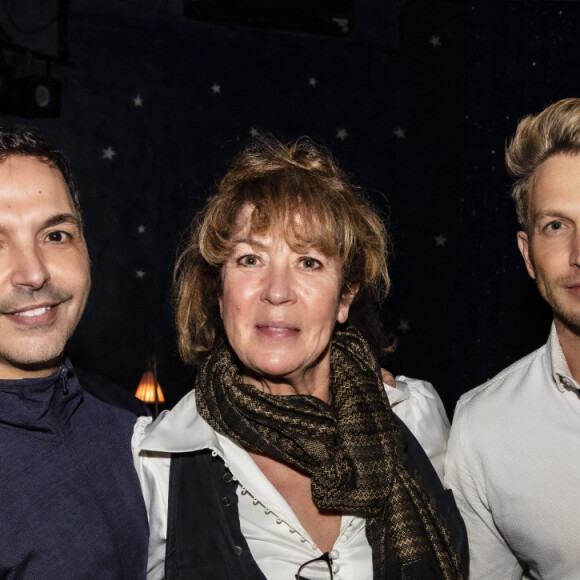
[165,449,267,580]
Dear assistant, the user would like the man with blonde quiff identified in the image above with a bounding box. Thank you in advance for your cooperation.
[445,98,580,579]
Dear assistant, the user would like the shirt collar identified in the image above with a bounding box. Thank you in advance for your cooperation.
[137,389,223,454]
[548,322,580,393]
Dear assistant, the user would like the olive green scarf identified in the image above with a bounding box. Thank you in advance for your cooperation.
[196,325,463,579]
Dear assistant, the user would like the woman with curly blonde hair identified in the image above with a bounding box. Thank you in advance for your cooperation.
[134,136,467,580]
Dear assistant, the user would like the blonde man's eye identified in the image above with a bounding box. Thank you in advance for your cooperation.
[545,221,564,232]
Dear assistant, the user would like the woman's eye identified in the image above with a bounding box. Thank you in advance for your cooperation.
[301,257,322,269]
[46,230,71,243]
[238,254,259,266]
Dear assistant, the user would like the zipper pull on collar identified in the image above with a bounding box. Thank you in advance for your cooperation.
[60,367,70,395]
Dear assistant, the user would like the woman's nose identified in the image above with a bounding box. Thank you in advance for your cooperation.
[10,246,50,290]
[260,263,296,305]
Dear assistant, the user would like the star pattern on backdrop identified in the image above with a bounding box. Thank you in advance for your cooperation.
[429,35,441,48]
[398,320,410,332]
[102,146,116,160]
[333,18,349,34]
[46,0,542,410]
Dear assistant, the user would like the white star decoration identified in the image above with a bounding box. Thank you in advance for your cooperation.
[333,18,349,33]
[133,94,143,107]
[434,234,447,247]
[102,147,116,160]
[137,225,146,234]
[249,127,259,137]
[336,128,348,141]
[394,127,405,139]
[398,320,410,332]
[211,83,221,94]
[308,77,318,87]
[136,270,146,279]
[429,36,441,48]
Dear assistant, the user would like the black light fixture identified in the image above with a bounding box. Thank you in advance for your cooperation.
[0,0,69,120]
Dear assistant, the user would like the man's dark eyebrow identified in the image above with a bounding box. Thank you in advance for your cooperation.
[0,213,82,237]
[42,213,82,230]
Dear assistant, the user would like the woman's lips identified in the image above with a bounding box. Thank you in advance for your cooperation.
[256,323,299,337]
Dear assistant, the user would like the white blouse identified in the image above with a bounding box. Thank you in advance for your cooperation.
[133,376,450,579]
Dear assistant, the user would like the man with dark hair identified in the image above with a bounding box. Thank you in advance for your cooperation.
[445,98,580,579]
[0,126,148,578]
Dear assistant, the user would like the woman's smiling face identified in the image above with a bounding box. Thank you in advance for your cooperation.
[219,205,355,396]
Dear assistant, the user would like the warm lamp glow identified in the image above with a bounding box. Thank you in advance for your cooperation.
[135,370,165,403]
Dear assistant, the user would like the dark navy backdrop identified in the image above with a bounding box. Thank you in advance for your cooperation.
[0,1,574,412]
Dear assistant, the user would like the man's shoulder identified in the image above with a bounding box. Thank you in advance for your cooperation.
[446,341,550,479]
[75,367,150,417]
[455,341,548,424]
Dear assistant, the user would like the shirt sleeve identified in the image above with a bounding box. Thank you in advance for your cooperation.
[132,416,169,580]
[444,401,524,579]
[386,376,450,481]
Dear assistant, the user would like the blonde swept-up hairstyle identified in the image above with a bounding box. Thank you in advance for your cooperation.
[506,98,580,233]
[174,136,391,365]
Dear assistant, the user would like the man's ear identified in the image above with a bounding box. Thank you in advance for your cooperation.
[218,295,223,318]
[517,231,537,280]
[337,284,359,324]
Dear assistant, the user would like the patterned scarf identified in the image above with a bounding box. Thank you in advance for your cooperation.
[196,325,463,579]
